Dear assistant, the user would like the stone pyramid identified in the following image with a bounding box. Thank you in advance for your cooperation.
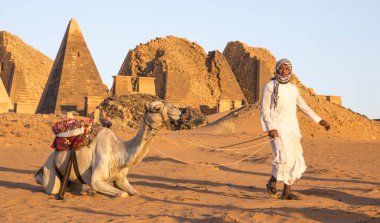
[37,19,108,114]
[0,79,13,112]
[0,31,53,113]
[223,41,276,104]
[206,50,246,102]
[117,36,246,113]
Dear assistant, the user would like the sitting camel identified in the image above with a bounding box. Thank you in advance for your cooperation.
[35,101,180,197]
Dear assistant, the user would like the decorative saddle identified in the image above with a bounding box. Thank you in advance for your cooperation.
[51,118,111,151]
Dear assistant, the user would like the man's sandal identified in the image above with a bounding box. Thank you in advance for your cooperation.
[266,183,278,199]
[281,193,302,200]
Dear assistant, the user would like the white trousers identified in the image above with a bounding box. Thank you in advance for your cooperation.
[270,136,306,185]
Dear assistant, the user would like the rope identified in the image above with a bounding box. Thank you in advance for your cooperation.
[152,138,275,167]
[162,134,270,151]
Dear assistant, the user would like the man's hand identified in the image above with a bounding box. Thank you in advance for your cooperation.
[268,129,279,138]
[319,120,331,131]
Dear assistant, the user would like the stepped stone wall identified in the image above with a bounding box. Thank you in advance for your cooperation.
[223,41,275,104]
[206,50,246,102]
[37,19,108,115]
[0,31,53,113]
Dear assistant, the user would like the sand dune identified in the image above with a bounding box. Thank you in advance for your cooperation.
[0,112,379,222]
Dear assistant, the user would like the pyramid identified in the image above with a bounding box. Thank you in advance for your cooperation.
[223,41,276,104]
[0,31,53,113]
[117,36,245,113]
[37,19,108,114]
[206,50,246,102]
[0,79,13,112]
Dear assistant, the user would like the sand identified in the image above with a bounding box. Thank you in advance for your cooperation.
[0,112,379,223]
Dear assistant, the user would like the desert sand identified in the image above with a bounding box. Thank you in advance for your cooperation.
[0,108,379,223]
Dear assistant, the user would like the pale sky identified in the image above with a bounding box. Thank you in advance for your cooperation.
[1,0,379,118]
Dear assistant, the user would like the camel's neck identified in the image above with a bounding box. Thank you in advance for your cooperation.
[124,120,159,166]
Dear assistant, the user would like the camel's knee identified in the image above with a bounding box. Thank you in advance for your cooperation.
[91,178,109,191]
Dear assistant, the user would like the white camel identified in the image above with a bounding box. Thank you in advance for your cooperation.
[35,101,180,197]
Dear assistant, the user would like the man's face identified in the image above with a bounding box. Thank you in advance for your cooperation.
[277,64,291,77]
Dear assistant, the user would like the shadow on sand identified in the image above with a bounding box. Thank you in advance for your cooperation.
[299,188,380,206]
[0,166,36,175]
[0,180,42,192]
[218,166,380,186]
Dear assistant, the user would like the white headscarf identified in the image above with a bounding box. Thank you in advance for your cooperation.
[273,58,293,109]
[275,58,292,84]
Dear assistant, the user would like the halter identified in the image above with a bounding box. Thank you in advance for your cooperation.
[143,103,171,132]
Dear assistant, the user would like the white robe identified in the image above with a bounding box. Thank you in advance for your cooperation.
[260,80,321,185]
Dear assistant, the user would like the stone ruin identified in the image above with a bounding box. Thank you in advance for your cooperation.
[0,78,13,113]
[0,31,53,114]
[115,36,246,114]
[223,41,276,104]
[37,19,108,115]
[316,95,342,106]
[113,76,156,96]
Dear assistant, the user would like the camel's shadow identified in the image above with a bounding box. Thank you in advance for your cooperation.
[0,180,42,192]
[0,166,42,192]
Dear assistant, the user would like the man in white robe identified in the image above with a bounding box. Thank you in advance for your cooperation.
[260,58,330,200]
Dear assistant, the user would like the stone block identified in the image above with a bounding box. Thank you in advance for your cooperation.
[138,77,156,95]
[60,105,78,115]
[316,95,342,106]
[15,102,36,114]
[233,100,243,109]
[113,76,133,96]
[327,96,342,106]
[218,100,234,113]
[84,96,105,116]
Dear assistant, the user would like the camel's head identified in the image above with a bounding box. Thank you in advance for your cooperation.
[144,101,181,130]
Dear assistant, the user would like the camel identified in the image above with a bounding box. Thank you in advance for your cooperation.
[34,101,181,197]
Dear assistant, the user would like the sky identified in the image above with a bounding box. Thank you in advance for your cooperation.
[1,0,379,118]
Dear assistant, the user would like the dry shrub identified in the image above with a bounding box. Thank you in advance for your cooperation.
[97,94,161,128]
[168,107,208,130]
[97,94,207,130]
[218,120,235,134]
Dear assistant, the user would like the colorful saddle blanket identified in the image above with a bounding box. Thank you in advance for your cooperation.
[51,119,106,151]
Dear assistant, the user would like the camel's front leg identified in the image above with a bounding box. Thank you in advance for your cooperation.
[115,178,140,195]
[91,164,129,197]
[91,178,129,198]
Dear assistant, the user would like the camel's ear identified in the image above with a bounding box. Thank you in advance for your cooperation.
[145,103,150,111]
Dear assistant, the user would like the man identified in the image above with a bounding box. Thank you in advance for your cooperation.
[260,58,330,200]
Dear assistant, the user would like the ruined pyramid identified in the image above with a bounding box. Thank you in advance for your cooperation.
[117,36,246,113]
[223,41,276,104]
[37,19,108,114]
[0,31,53,113]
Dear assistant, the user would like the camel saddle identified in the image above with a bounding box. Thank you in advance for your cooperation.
[51,118,111,151]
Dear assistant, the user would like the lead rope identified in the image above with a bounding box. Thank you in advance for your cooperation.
[166,134,269,151]
[151,138,275,167]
